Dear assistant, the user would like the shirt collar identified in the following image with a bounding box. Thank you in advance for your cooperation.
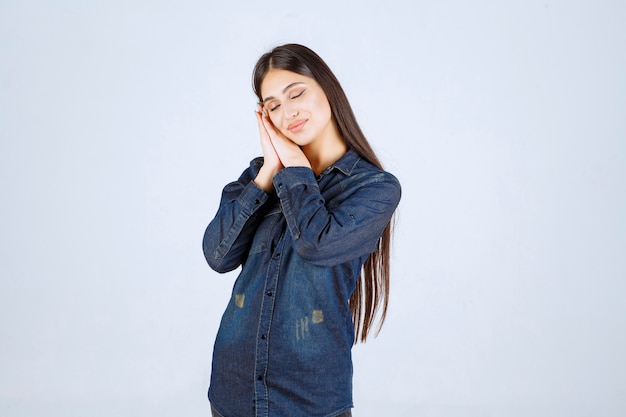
[319,149,361,177]
[252,149,361,179]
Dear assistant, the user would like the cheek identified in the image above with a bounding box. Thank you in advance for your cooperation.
[313,94,332,119]
[268,112,281,127]
[268,113,290,135]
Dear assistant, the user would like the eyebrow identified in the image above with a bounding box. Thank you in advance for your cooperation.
[262,82,306,103]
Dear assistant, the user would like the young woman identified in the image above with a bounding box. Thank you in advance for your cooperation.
[203,44,401,417]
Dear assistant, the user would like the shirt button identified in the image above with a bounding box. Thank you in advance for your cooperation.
[257,375,263,381]
[266,291,273,297]
[254,199,260,204]
[261,334,266,339]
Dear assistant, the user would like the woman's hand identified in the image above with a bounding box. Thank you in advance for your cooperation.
[254,104,311,191]
[258,107,310,168]
[253,104,283,191]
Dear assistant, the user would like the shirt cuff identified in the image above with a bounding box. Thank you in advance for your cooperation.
[272,166,318,194]
[239,180,270,213]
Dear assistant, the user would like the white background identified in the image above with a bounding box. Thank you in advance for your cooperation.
[1,1,625,416]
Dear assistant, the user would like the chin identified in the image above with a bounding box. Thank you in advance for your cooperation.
[294,138,315,148]
[285,134,310,146]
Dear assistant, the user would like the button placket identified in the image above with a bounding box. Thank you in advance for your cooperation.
[253,233,285,417]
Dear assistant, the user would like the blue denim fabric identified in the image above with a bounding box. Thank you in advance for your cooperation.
[212,404,352,417]
[203,149,400,417]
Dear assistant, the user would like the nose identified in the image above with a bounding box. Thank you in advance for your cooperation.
[282,102,298,120]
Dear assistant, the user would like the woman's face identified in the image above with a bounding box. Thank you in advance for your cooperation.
[260,69,334,147]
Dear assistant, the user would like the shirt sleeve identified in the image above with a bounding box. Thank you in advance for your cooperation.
[272,166,401,267]
[202,160,270,273]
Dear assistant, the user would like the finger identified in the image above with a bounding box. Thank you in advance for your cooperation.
[255,109,270,138]
[260,112,284,140]
[257,102,269,119]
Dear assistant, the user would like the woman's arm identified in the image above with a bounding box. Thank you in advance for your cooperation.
[255,107,400,266]
[273,166,401,267]
[202,162,270,273]
[203,107,287,273]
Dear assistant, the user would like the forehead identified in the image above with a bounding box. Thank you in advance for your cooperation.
[260,69,315,98]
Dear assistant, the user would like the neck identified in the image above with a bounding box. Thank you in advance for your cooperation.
[302,123,348,175]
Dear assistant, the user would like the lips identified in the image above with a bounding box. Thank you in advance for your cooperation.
[287,119,307,132]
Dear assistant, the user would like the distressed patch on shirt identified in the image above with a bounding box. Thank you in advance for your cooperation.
[296,311,325,341]
[312,310,324,324]
[296,316,309,341]
[234,294,245,308]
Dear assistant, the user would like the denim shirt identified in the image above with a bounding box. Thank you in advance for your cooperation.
[203,149,401,417]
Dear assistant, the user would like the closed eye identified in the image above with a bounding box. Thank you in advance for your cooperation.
[268,89,306,112]
[290,90,305,100]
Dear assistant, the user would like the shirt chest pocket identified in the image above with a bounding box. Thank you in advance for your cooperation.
[248,208,284,255]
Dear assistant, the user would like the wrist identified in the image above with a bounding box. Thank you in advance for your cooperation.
[254,165,280,192]
[282,154,311,169]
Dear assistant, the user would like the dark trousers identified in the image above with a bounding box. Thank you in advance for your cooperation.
[211,405,353,417]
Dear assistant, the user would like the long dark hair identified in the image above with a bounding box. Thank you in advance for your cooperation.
[252,43,394,343]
